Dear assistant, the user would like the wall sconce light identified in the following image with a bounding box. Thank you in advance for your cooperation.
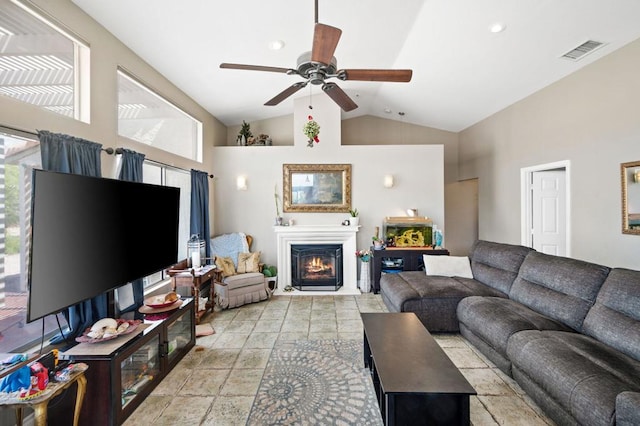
[383,175,394,188]
[236,175,248,191]
[634,170,640,183]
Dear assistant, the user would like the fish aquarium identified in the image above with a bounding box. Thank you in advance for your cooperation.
[383,217,434,247]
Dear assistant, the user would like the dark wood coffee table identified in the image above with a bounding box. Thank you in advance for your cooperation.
[361,312,476,425]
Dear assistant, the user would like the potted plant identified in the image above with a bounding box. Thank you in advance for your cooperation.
[263,264,278,293]
[372,236,384,250]
[349,208,359,226]
[237,120,253,145]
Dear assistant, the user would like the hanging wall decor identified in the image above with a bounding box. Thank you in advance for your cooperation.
[283,163,351,212]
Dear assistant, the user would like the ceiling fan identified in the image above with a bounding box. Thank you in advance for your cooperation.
[219,0,412,112]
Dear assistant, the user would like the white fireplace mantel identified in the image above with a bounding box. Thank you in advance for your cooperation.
[274,225,360,295]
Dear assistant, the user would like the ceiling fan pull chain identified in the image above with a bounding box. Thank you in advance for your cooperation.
[309,84,313,109]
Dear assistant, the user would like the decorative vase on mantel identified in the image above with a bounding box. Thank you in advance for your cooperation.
[349,216,360,227]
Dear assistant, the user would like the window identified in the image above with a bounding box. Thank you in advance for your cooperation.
[141,161,191,288]
[0,0,90,122]
[0,129,69,353]
[118,70,203,162]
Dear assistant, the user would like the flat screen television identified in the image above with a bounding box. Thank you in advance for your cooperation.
[27,169,180,323]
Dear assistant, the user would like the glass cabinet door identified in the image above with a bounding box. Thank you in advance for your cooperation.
[120,337,161,409]
[166,308,194,365]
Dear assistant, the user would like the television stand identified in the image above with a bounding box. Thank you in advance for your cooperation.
[60,298,195,426]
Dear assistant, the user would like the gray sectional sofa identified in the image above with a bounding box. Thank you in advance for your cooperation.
[379,240,640,426]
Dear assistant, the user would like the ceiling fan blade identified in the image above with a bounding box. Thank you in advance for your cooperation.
[340,69,413,82]
[311,23,342,64]
[265,82,307,106]
[322,82,358,112]
[220,63,292,74]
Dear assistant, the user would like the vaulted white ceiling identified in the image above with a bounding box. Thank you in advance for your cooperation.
[71,0,640,132]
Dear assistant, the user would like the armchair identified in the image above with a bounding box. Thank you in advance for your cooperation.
[210,233,269,309]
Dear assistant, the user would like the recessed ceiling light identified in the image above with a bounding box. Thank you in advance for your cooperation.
[489,22,506,33]
[268,40,285,50]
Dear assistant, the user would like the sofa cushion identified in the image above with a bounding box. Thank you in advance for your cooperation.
[457,296,573,364]
[423,255,472,278]
[507,330,640,426]
[452,277,508,297]
[469,240,533,294]
[509,251,610,331]
[380,271,504,332]
[223,272,266,290]
[215,256,237,276]
[617,392,640,426]
[582,268,640,362]
[237,251,261,273]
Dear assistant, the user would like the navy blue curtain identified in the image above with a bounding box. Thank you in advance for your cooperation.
[190,169,211,260]
[118,149,145,183]
[118,149,146,316]
[38,130,107,340]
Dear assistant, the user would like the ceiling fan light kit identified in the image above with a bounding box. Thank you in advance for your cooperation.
[219,1,413,112]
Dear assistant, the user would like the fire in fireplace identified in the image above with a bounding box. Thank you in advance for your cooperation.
[291,244,343,291]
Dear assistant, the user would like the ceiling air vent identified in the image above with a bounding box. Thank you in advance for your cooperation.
[561,40,605,61]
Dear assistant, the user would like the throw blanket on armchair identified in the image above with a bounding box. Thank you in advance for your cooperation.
[210,232,250,267]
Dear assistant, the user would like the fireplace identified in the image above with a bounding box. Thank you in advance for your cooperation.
[291,244,343,291]
[274,225,359,295]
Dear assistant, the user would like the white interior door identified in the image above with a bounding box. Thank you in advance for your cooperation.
[532,170,566,256]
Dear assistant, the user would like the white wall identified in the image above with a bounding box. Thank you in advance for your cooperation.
[212,96,445,266]
[459,37,640,269]
[212,144,444,266]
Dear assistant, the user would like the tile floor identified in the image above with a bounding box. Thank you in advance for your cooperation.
[124,294,555,425]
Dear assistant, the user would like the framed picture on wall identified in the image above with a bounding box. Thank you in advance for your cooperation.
[283,163,351,212]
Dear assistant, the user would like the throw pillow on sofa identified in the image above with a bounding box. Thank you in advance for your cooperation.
[237,252,261,273]
[215,256,236,276]
[423,255,473,278]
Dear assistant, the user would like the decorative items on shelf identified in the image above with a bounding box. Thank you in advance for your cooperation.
[236,121,272,146]
[356,249,372,262]
[254,134,272,146]
[303,115,320,147]
[433,225,444,249]
[373,226,384,250]
[187,234,206,267]
[372,236,385,250]
[237,120,252,145]
[348,208,359,226]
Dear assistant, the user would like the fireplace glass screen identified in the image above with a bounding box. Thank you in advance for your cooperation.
[291,244,343,291]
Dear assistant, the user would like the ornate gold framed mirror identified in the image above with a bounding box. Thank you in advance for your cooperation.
[621,160,640,235]
[283,164,351,213]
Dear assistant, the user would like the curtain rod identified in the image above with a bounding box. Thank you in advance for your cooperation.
[0,125,117,153]
[0,126,213,178]
[113,148,214,178]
